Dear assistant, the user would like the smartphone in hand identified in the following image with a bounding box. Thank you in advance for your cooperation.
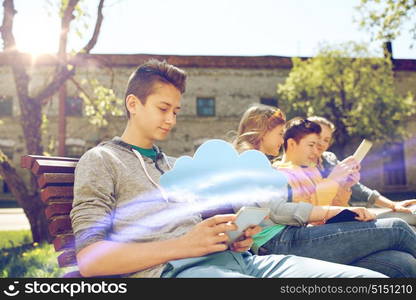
[226,206,270,245]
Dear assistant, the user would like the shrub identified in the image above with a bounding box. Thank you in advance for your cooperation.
[0,230,66,277]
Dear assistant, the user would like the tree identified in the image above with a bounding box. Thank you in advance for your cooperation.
[356,0,416,46]
[0,0,105,242]
[277,42,415,157]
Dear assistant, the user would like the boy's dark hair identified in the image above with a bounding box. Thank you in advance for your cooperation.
[307,116,335,132]
[283,117,321,150]
[124,59,187,119]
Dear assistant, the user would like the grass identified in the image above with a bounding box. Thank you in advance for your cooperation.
[0,230,69,278]
[0,230,32,248]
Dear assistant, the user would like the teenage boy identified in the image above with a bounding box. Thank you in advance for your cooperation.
[307,116,416,225]
[274,117,368,210]
[70,60,385,278]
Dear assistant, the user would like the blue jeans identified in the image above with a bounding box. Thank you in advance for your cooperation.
[161,251,385,278]
[375,210,416,226]
[260,217,416,277]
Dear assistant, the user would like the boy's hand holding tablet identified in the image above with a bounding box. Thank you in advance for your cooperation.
[226,206,270,247]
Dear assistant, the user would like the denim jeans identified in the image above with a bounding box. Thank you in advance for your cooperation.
[375,210,416,226]
[161,250,385,278]
[260,217,416,277]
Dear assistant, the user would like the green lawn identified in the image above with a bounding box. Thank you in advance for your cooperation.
[0,230,68,277]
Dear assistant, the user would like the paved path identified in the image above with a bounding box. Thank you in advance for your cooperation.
[0,208,30,231]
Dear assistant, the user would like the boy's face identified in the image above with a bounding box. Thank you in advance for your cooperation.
[129,82,181,145]
[260,124,284,156]
[317,124,333,156]
[288,133,320,167]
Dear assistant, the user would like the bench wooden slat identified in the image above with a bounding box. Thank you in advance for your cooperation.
[53,234,75,251]
[57,250,77,267]
[20,155,81,276]
[45,202,73,219]
[21,155,79,169]
[38,173,74,189]
[41,186,73,203]
[48,216,73,236]
[32,159,77,176]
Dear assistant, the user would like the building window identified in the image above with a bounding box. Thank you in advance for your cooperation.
[197,98,215,117]
[383,142,407,186]
[0,149,13,160]
[65,97,83,116]
[0,141,15,160]
[0,96,13,117]
[2,180,10,194]
[260,97,278,107]
[65,138,86,158]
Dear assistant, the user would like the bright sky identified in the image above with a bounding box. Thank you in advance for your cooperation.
[4,0,416,58]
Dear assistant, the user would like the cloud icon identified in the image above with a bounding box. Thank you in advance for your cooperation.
[160,139,288,217]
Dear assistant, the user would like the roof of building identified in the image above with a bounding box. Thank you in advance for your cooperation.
[0,52,415,71]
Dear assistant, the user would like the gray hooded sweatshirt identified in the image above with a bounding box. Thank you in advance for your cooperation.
[70,137,312,277]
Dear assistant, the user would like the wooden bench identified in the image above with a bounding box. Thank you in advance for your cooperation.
[21,155,81,278]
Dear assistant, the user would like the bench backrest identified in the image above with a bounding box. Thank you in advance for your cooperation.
[21,155,81,278]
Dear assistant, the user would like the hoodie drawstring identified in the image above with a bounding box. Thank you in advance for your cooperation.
[132,149,170,202]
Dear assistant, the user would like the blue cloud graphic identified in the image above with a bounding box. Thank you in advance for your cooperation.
[159,139,288,216]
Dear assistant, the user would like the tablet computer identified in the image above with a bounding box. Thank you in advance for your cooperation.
[353,139,373,163]
[226,206,270,245]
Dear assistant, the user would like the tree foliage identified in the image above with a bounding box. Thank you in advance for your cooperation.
[0,0,109,242]
[277,42,415,155]
[79,78,124,128]
[356,0,416,45]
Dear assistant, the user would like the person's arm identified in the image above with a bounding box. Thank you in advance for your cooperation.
[331,184,352,207]
[320,153,390,215]
[374,194,396,210]
[77,214,238,277]
[77,238,190,277]
[238,181,374,227]
[327,156,359,185]
[351,181,416,213]
[229,225,262,252]
[374,195,416,213]
[307,166,342,205]
[314,177,339,205]
[308,206,376,223]
[251,183,314,226]
[308,206,343,222]
[321,155,364,206]
[350,182,379,207]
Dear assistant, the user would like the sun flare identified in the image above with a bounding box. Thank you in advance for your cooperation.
[14,16,59,55]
